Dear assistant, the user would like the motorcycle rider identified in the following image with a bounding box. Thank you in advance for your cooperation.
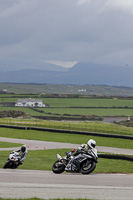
[12,145,27,164]
[65,139,97,171]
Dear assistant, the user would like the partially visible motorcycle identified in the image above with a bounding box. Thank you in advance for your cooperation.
[52,150,98,174]
[3,151,21,169]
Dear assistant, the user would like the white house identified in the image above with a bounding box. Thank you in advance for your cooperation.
[15,98,46,107]
[78,89,86,92]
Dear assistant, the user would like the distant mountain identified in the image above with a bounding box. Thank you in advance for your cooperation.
[67,62,133,86]
[0,62,133,87]
[0,60,67,72]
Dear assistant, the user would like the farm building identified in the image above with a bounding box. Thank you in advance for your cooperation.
[0,89,7,94]
[15,98,46,107]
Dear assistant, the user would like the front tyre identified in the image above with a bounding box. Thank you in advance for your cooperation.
[3,160,11,169]
[52,160,65,174]
[80,160,96,174]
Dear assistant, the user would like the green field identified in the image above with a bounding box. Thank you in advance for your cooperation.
[1,96,133,119]
[1,83,133,96]
[40,98,133,107]
[1,106,133,118]
[1,96,133,107]
[37,107,133,116]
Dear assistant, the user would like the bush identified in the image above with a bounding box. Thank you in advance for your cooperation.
[0,110,26,118]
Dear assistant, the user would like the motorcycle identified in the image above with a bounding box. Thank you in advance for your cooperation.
[3,151,21,169]
[52,150,98,174]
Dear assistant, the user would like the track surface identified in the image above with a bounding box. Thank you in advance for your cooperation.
[0,169,133,200]
[0,137,133,200]
[1,137,133,155]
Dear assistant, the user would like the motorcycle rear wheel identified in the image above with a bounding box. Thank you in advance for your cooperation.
[52,160,65,174]
[80,160,96,174]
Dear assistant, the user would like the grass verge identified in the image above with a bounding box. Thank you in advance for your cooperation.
[0,127,133,149]
[0,141,22,148]
[1,149,133,173]
[1,118,133,136]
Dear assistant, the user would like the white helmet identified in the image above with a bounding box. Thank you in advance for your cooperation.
[87,139,96,149]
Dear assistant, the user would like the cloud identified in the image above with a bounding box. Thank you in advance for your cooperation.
[45,60,78,68]
[77,0,91,6]
[0,0,133,71]
[106,0,133,13]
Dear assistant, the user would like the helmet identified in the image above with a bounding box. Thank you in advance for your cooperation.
[87,139,96,149]
[21,146,26,153]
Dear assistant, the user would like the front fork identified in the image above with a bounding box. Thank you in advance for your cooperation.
[61,159,67,167]
[56,154,67,167]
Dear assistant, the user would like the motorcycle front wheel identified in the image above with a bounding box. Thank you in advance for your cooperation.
[80,160,96,174]
[52,160,66,174]
[3,160,11,169]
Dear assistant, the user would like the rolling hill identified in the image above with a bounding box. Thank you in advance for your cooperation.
[0,62,133,87]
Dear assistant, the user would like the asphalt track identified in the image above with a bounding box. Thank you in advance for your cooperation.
[0,169,133,200]
[0,137,133,200]
[1,137,133,155]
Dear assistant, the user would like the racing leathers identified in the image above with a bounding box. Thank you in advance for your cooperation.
[65,143,98,171]
[11,145,28,164]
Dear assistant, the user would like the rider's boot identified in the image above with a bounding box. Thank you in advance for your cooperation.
[65,163,72,171]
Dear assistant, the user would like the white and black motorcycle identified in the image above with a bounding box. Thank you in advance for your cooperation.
[52,150,98,174]
[3,151,21,169]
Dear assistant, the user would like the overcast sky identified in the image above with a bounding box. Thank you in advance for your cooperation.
[0,0,133,71]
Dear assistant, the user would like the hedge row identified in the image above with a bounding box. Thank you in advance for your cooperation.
[98,153,133,161]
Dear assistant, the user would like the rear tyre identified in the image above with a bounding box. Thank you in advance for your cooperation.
[80,161,96,174]
[52,160,65,174]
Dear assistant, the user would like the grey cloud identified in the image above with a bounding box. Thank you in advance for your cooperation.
[0,0,133,71]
